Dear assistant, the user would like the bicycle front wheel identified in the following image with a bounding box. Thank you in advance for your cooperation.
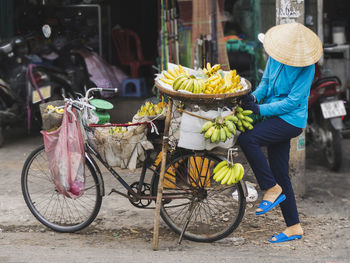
[21,145,102,233]
[151,150,246,242]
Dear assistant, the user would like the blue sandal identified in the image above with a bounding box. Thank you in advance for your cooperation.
[269,232,302,243]
[255,194,286,215]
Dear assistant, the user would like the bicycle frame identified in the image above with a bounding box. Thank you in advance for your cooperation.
[84,141,195,203]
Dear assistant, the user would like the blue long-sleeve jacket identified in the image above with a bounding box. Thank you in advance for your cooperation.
[252,57,315,128]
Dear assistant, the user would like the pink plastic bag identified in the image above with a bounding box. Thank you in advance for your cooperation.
[41,106,85,199]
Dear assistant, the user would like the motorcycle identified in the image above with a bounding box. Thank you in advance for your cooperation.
[0,33,78,147]
[306,61,347,171]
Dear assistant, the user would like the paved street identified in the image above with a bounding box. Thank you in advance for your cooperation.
[0,127,349,263]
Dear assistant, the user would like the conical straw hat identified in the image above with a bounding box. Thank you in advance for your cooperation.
[263,23,323,67]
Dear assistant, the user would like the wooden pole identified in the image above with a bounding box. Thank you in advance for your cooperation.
[275,0,306,197]
[152,98,173,251]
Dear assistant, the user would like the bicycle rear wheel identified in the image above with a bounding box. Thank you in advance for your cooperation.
[21,145,102,233]
[151,150,246,242]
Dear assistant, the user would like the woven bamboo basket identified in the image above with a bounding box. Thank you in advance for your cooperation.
[155,79,251,106]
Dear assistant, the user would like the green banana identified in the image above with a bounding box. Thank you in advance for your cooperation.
[242,110,253,115]
[223,126,232,139]
[236,107,243,113]
[210,127,220,143]
[225,120,236,134]
[225,115,238,123]
[237,112,244,120]
[215,127,221,143]
[241,119,250,128]
[244,116,253,123]
[238,126,245,133]
[219,127,226,142]
[200,121,214,133]
[204,126,216,139]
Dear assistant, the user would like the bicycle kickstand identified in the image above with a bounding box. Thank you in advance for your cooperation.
[178,200,198,245]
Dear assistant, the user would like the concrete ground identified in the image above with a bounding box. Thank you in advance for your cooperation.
[0,126,349,263]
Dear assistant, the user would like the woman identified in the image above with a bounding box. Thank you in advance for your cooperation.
[238,23,323,243]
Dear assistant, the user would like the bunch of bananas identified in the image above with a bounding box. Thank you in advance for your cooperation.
[172,74,206,93]
[159,65,187,85]
[109,126,127,134]
[45,105,64,114]
[200,115,237,143]
[232,107,254,132]
[203,62,221,77]
[137,101,167,117]
[203,70,243,94]
[212,160,244,185]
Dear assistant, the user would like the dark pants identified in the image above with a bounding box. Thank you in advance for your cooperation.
[237,117,302,227]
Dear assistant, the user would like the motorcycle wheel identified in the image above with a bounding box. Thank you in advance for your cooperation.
[324,122,342,171]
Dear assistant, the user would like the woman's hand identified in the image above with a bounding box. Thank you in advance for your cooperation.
[240,94,256,105]
[240,94,260,115]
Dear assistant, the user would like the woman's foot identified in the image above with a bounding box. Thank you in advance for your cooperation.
[256,184,282,213]
[270,223,304,242]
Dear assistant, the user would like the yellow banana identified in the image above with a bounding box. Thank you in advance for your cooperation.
[213,165,227,180]
[177,78,189,91]
[184,79,194,92]
[160,78,173,85]
[227,167,236,185]
[236,163,245,181]
[215,166,229,182]
[172,75,187,91]
[231,163,240,184]
[213,160,228,174]
[178,64,185,74]
[221,167,232,185]
[163,71,175,80]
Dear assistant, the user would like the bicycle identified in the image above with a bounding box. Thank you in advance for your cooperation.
[21,87,247,243]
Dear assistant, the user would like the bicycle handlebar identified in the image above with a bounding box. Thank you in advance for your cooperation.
[85,87,118,100]
[65,87,118,112]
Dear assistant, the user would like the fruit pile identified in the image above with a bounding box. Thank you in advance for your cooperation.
[213,160,244,185]
[137,101,167,117]
[233,107,254,133]
[109,126,127,134]
[200,115,237,143]
[45,105,64,114]
[203,62,221,77]
[200,106,254,143]
[172,74,206,93]
[159,64,187,86]
[203,70,243,94]
[159,63,245,95]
